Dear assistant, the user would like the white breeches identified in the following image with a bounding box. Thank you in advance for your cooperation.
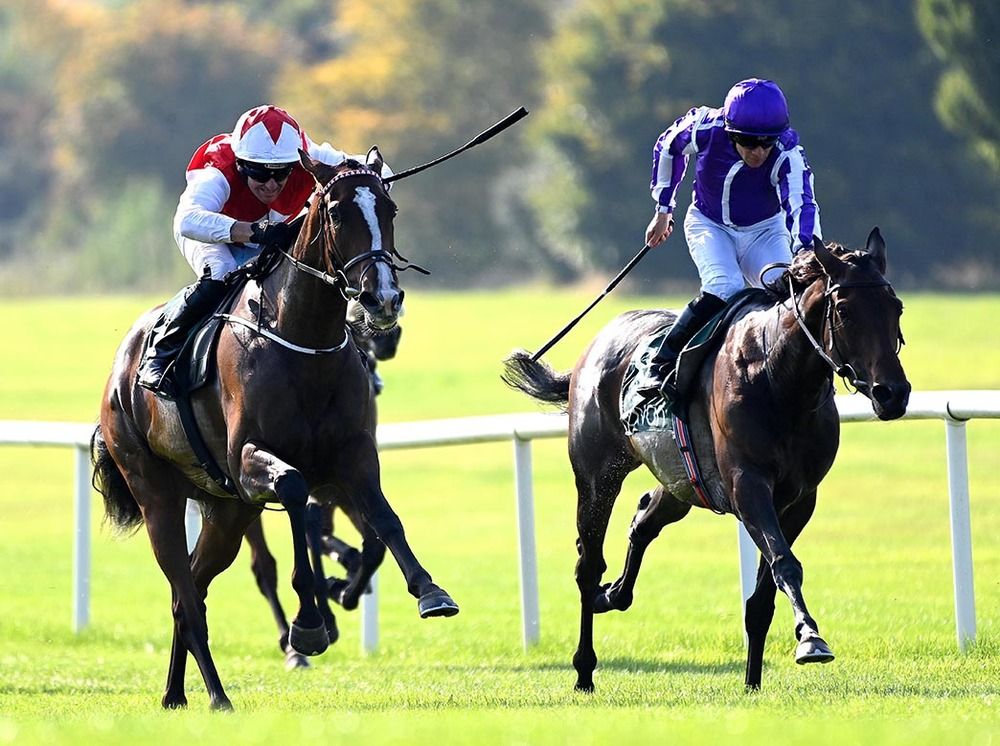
[684,205,792,300]
[176,233,261,280]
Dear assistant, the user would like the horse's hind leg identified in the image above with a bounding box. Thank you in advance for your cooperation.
[239,443,328,657]
[743,489,828,690]
[735,481,832,690]
[595,486,691,614]
[331,500,385,612]
[572,453,633,692]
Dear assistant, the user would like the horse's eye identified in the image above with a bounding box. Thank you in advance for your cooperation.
[328,205,342,223]
[835,303,850,322]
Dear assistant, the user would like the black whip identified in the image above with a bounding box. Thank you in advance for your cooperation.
[531,243,653,362]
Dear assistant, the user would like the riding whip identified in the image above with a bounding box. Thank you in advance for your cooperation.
[384,107,529,183]
[531,243,653,362]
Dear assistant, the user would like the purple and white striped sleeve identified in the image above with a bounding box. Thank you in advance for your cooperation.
[650,108,701,213]
[775,146,822,251]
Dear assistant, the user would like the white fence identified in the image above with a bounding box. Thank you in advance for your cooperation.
[1,389,997,654]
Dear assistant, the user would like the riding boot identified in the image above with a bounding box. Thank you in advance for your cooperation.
[641,291,727,399]
[137,274,228,399]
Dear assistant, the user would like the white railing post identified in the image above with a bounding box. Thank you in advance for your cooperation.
[73,444,91,633]
[185,499,202,553]
[513,436,540,648]
[361,572,379,655]
[736,522,757,646]
[944,418,976,651]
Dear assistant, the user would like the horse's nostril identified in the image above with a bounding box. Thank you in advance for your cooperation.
[871,384,892,406]
[391,293,403,314]
[358,291,378,313]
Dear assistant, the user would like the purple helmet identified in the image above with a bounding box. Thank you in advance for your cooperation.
[723,79,789,137]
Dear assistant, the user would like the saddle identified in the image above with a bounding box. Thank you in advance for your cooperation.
[619,288,773,514]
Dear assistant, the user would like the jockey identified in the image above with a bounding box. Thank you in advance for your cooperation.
[138,104,389,398]
[641,78,822,399]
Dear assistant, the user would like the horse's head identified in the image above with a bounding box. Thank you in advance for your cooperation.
[791,228,911,420]
[298,148,404,331]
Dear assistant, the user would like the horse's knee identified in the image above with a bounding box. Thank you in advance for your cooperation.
[770,554,803,591]
[250,553,278,594]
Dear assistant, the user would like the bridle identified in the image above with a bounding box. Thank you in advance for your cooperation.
[765,261,902,397]
[280,166,428,302]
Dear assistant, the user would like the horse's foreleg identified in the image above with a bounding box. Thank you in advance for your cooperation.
[341,440,458,619]
[239,443,328,657]
[595,486,690,614]
[734,476,832,689]
[305,500,339,645]
[743,490,819,690]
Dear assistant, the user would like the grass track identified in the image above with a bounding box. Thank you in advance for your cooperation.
[1,290,998,743]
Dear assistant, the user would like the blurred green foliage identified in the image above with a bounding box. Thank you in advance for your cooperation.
[0,0,997,293]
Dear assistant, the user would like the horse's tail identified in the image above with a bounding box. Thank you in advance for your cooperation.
[501,349,571,410]
[90,425,143,534]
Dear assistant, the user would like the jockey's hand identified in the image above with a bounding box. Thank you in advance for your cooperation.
[645,211,674,247]
[250,219,295,248]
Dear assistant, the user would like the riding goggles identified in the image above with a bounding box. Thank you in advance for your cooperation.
[239,160,296,184]
[729,133,779,150]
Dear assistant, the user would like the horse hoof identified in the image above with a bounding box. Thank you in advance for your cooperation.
[574,680,595,693]
[418,588,460,618]
[210,696,234,712]
[795,636,835,665]
[284,645,311,670]
[289,622,329,656]
[161,693,188,709]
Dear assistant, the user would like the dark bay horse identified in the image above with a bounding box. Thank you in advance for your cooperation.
[92,153,457,710]
[244,319,403,669]
[502,230,909,692]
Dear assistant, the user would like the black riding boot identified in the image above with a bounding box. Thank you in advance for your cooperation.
[137,274,228,399]
[643,291,727,399]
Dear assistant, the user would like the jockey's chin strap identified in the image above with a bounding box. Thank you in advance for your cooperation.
[279,166,429,302]
[783,270,894,397]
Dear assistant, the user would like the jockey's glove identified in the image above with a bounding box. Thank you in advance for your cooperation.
[250,219,295,249]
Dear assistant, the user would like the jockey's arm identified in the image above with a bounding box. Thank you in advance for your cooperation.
[174,167,238,246]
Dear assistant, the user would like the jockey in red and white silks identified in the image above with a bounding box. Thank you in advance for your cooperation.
[174,105,388,280]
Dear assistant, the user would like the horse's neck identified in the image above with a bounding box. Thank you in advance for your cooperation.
[765,281,835,408]
[261,225,348,350]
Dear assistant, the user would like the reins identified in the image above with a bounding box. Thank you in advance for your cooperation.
[781,267,895,396]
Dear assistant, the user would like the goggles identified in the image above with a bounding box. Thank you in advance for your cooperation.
[729,133,779,150]
[239,160,295,184]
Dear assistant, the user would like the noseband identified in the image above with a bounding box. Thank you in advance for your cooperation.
[781,268,901,397]
[280,167,428,302]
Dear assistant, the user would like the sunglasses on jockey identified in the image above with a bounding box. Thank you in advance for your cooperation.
[237,159,296,184]
[729,132,779,150]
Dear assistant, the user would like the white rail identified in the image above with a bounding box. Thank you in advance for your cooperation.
[0,389,997,654]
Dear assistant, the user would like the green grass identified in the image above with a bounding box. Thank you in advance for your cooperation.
[1,290,999,744]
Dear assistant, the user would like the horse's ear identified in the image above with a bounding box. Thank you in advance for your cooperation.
[366,145,384,174]
[812,236,841,276]
[299,148,319,176]
[865,226,887,274]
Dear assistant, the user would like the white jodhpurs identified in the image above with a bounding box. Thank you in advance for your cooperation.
[176,232,261,280]
[684,205,793,300]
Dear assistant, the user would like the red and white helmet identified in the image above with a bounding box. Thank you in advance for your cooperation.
[231,105,308,165]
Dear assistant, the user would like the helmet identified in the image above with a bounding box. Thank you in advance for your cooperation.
[231,105,307,164]
[723,79,789,137]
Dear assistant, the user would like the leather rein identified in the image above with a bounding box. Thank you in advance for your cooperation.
[764,261,901,397]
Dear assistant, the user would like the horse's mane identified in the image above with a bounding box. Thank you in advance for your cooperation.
[787,242,883,295]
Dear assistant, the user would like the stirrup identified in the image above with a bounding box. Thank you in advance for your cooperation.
[137,363,179,400]
[657,369,680,401]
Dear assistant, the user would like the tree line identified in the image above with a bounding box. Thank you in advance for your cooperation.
[0,0,996,294]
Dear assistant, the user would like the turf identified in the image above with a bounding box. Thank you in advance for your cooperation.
[0,290,998,743]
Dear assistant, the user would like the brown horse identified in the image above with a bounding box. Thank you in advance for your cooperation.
[502,229,909,692]
[92,152,457,710]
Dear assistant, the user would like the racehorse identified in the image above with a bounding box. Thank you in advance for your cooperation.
[92,152,457,710]
[244,319,403,669]
[502,230,909,692]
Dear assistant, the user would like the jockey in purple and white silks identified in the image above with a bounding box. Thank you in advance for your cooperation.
[640,78,823,399]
